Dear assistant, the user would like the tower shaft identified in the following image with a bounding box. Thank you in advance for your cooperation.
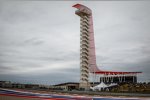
[80,15,90,90]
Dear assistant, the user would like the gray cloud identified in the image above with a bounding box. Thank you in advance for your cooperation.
[0,1,150,84]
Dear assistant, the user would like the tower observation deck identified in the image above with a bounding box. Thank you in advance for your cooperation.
[73,4,142,90]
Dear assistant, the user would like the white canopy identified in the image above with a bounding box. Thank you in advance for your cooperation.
[91,82,108,91]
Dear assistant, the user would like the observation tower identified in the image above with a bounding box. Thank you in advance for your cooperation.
[73,4,142,90]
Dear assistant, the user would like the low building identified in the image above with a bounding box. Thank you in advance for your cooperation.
[53,82,79,91]
[12,83,25,89]
[0,81,12,88]
[24,84,40,89]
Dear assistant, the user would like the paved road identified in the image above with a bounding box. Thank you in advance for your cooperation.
[0,88,147,100]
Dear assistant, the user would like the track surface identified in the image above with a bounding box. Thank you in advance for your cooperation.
[0,88,145,100]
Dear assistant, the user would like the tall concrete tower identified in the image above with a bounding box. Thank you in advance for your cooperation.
[73,4,98,90]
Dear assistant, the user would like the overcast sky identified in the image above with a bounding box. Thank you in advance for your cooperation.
[0,1,150,85]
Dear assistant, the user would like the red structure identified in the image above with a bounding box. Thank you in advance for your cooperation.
[73,4,141,89]
[73,4,141,75]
